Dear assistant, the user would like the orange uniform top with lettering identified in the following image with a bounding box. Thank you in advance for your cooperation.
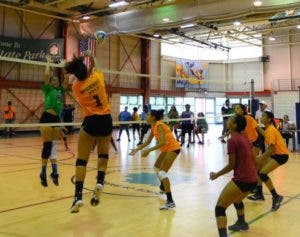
[72,70,111,116]
[151,120,181,152]
[4,106,16,120]
[265,124,289,155]
[244,115,259,143]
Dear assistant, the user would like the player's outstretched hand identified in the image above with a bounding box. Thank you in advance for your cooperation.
[209,172,218,181]
[141,149,150,157]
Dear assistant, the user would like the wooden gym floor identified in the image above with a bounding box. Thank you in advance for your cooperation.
[0,125,300,237]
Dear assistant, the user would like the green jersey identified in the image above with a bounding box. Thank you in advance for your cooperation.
[42,83,65,115]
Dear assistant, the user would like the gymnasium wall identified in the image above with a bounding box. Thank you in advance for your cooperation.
[273,91,298,122]
[160,56,264,94]
[264,29,300,91]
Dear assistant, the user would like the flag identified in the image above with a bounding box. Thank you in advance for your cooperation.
[79,37,96,68]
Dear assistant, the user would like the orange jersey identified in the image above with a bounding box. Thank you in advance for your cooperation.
[151,120,180,152]
[4,106,15,120]
[265,124,289,155]
[72,70,111,116]
[244,115,258,142]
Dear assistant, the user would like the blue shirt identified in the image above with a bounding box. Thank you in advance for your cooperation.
[181,111,194,125]
[141,111,148,120]
[119,111,132,121]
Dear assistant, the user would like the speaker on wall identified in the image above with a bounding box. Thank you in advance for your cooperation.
[260,55,270,62]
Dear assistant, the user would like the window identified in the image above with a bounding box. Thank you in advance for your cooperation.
[120,95,143,113]
[149,96,166,110]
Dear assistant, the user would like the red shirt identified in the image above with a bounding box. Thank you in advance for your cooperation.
[227,133,257,183]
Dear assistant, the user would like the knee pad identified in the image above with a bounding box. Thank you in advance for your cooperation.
[215,206,226,217]
[157,170,167,181]
[76,159,87,167]
[234,202,244,210]
[42,141,52,159]
[98,154,109,160]
[259,173,269,182]
[50,141,57,160]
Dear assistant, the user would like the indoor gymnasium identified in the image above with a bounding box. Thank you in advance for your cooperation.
[1,0,300,237]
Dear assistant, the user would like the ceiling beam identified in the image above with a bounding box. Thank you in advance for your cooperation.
[57,0,95,10]
[44,0,68,6]
[26,1,74,16]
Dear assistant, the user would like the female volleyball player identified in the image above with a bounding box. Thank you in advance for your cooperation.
[39,55,67,187]
[248,111,288,211]
[210,115,258,236]
[234,104,264,155]
[65,51,113,213]
[130,110,180,210]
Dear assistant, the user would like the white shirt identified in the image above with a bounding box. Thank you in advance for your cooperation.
[255,108,271,128]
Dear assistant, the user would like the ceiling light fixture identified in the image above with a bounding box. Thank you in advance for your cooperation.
[109,1,129,8]
[269,36,276,41]
[180,23,195,28]
[153,34,160,38]
[233,21,241,26]
[162,18,170,22]
[82,16,90,20]
[297,25,300,29]
[253,0,262,7]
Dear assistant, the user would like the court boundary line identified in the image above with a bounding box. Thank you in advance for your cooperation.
[229,192,300,236]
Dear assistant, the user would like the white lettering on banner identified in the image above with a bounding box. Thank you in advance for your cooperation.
[23,50,46,60]
[0,50,22,58]
[0,41,13,47]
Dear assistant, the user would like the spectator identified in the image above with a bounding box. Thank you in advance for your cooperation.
[255,100,270,153]
[194,112,208,145]
[180,104,194,147]
[281,115,296,150]
[168,105,179,140]
[3,101,16,137]
[219,99,232,143]
[132,107,140,141]
[137,105,150,145]
[117,106,132,141]
[255,100,270,126]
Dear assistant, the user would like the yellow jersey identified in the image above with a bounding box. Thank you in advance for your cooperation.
[152,120,180,152]
[72,70,111,116]
[265,124,289,155]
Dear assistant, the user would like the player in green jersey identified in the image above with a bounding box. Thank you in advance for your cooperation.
[39,56,68,187]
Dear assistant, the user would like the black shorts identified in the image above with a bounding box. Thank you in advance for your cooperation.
[233,180,258,193]
[252,135,263,148]
[40,111,60,123]
[141,124,150,134]
[82,114,112,136]
[132,124,140,129]
[171,149,181,155]
[271,154,289,165]
[182,123,194,133]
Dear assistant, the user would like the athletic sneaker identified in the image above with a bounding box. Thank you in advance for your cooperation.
[271,195,283,211]
[159,201,176,210]
[50,173,59,186]
[70,198,83,213]
[90,183,104,206]
[228,221,249,231]
[40,173,47,187]
[247,193,265,201]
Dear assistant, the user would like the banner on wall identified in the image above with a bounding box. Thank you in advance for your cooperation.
[175,59,208,90]
[0,36,64,63]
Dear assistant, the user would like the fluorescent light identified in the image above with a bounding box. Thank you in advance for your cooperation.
[82,16,90,20]
[180,23,195,28]
[233,21,241,26]
[109,1,129,8]
[72,19,80,23]
[269,36,275,41]
[297,25,300,29]
[253,0,262,7]
[153,34,160,38]
[162,18,170,22]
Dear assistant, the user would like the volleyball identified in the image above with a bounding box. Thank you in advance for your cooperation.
[94,30,108,43]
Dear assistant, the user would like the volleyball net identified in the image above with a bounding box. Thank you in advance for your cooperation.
[0,56,255,132]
